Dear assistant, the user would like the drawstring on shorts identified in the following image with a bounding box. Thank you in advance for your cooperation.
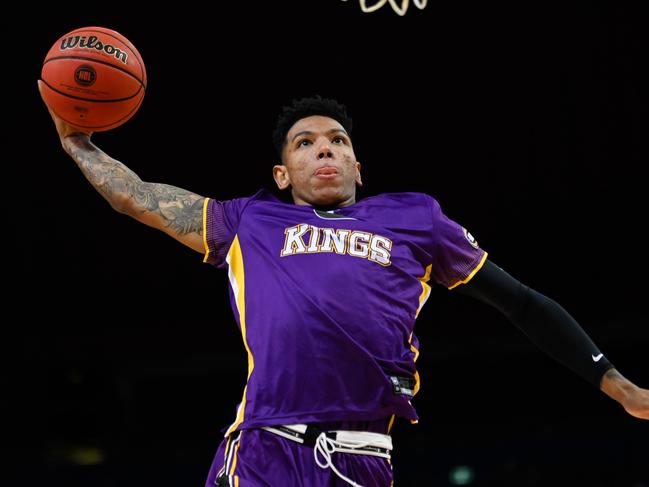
[262,424,393,487]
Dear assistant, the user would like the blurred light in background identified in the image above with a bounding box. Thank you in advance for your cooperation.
[45,446,105,466]
[449,465,474,485]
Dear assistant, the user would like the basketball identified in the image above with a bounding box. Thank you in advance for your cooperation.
[40,27,146,132]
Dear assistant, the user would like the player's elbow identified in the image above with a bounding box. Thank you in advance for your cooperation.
[110,193,136,215]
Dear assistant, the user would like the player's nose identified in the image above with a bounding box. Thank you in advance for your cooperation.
[316,140,333,160]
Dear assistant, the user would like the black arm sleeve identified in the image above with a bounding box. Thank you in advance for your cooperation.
[457,259,614,388]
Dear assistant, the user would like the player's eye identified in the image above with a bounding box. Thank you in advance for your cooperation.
[332,136,344,144]
[298,139,312,148]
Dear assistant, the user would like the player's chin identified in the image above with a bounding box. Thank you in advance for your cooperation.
[309,186,350,207]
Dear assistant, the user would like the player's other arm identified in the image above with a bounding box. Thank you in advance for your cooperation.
[457,260,649,420]
[39,81,205,254]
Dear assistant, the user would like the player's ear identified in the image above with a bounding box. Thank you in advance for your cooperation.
[355,161,363,187]
[273,163,291,190]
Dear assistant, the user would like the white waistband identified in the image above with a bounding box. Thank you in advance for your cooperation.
[261,424,393,457]
[261,424,392,487]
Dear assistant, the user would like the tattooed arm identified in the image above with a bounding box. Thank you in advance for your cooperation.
[66,136,205,252]
[39,81,205,254]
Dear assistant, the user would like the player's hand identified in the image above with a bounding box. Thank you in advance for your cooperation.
[620,386,649,420]
[37,80,93,146]
[600,368,649,420]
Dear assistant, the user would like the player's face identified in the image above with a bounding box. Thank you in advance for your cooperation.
[273,116,362,208]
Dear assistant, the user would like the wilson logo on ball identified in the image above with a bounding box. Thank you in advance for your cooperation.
[74,65,97,86]
[60,35,129,64]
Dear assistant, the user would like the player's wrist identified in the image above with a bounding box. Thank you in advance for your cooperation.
[600,369,637,402]
[62,133,94,154]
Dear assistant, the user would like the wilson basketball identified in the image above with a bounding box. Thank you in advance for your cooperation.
[40,27,146,132]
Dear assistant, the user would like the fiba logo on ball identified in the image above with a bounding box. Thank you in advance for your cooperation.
[74,65,96,86]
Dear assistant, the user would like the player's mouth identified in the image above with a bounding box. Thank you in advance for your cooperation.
[314,166,339,179]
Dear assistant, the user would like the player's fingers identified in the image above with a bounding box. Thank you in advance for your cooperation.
[37,80,58,120]
[38,80,93,140]
[627,408,649,420]
[624,388,649,419]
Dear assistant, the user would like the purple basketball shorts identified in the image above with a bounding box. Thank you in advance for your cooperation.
[205,419,394,487]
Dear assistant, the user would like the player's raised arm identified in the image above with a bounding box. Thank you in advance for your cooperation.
[38,80,205,254]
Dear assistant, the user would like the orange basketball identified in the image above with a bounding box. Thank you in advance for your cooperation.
[41,27,146,132]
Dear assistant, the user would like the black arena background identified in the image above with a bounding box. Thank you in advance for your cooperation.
[6,2,648,486]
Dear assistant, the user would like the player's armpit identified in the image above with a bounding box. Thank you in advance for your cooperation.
[121,182,206,254]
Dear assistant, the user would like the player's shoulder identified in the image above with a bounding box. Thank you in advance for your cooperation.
[210,188,277,208]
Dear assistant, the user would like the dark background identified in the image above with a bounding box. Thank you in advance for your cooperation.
[6,1,648,486]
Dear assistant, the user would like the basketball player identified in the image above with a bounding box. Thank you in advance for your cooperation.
[38,83,648,487]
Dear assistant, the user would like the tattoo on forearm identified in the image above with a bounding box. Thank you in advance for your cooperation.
[66,136,203,236]
[134,182,204,235]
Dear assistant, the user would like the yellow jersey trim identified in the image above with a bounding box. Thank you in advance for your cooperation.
[415,264,432,318]
[408,331,421,425]
[409,331,420,364]
[448,252,488,290]
[225,236,255,436]
[387,414,396,433]
[229,440,241,476]
[202,197,210,263]
[219,434,233,475]
[409,265,430,424]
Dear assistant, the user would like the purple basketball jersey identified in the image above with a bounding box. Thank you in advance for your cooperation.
[202,190,487,435]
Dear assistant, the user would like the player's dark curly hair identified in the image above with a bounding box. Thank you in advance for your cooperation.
[273,96,353,159]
